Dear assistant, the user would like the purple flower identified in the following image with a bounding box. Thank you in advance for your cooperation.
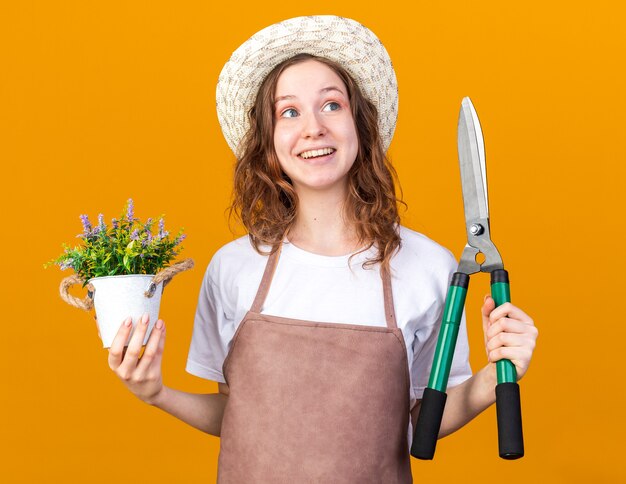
[158,217,165,238]
[111,218,119,230]
[80,214,92,236]
[130,229,139,241]
[145,218,153,231]
[59,258,74,270]
[126,199,134,222]
[174,234,187,246]
[91,213,106,236]
[97,213,105,231]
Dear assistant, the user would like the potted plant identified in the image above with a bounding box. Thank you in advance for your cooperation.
[45,199,193,348]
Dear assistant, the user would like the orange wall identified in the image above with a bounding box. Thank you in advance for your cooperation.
[2,1,624,482]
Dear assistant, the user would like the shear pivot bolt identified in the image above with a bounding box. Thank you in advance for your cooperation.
[470,224,484,236]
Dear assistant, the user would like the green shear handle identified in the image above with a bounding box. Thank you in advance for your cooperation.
[411,272,468,460]
[491,269,524,459]
[410,269,524,460]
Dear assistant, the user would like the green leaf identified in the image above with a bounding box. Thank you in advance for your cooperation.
[49,200,187,278]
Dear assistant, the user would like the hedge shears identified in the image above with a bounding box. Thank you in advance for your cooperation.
[411,97,524,460]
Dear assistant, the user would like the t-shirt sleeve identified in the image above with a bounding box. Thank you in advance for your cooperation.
[410,309,473,400]
[185,265,232,383]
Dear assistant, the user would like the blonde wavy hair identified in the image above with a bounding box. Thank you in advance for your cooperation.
[228,53,404,271]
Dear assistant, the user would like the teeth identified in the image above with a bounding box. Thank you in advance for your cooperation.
[299,148,335,159]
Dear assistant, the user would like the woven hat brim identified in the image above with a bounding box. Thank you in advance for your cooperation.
[216,15,398,158]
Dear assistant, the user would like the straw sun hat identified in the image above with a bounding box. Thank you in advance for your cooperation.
[216,15,398,159]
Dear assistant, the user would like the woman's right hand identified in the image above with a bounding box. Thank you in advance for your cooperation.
[108,312,166,405]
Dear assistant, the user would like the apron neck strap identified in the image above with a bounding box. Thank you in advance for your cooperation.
[250,243,283,314]
[381,267,398,329]
[250,242,398,330]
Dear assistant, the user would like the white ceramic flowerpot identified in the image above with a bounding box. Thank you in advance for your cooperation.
[88,274,163,348]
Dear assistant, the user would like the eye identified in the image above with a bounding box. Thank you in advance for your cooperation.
[280,108,299,118]
[323,102,341,112]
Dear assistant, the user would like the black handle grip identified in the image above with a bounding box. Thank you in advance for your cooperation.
[410,387,447,459]
[496,382,524,459]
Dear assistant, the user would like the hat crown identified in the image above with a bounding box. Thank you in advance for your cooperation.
[216,15,398,158]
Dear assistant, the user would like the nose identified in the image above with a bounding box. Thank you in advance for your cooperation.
[301,111,326,138]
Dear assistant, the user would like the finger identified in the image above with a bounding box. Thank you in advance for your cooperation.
[118,312,150,371]
[108,317,133,370]
[488,345,533,369]
[488,302,533,325]
[486,330,536,353]
[486,317,537,340]
[136,319,166,374]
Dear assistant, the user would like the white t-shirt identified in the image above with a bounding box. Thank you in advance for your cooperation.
[187,225,472,410]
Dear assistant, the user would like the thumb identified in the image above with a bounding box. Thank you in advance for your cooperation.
[481,294,496,334]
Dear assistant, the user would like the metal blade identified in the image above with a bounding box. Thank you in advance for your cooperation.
[457,97,503,274]
[458,97,489,222]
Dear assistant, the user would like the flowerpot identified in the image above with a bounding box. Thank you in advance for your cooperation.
[58,258,194,348]
[88,274,163,348]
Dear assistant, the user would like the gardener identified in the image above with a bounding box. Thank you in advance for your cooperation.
[107,15,538,482]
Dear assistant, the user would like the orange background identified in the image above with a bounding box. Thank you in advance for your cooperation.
[2,1,624,482]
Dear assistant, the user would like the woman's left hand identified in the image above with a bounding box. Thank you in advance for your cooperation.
[481,297,538,381]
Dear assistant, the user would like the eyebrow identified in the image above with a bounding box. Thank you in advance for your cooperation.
[274,86,347,105]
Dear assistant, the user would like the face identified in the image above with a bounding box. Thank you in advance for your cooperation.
[273,59,359,195]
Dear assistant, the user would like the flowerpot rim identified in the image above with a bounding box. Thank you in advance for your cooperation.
[88,274,157,283]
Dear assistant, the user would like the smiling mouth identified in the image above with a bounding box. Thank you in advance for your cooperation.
[298,148,336,159]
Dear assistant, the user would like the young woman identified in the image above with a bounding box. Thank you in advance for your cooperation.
[107,16,538,483]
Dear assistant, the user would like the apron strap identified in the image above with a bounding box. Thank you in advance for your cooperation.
[250,243,282,313]
[250,242,398,330]
[381,267,398,330]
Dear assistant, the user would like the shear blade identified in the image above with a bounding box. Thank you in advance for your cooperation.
[457,97,504,274]
[458,97,488,222]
